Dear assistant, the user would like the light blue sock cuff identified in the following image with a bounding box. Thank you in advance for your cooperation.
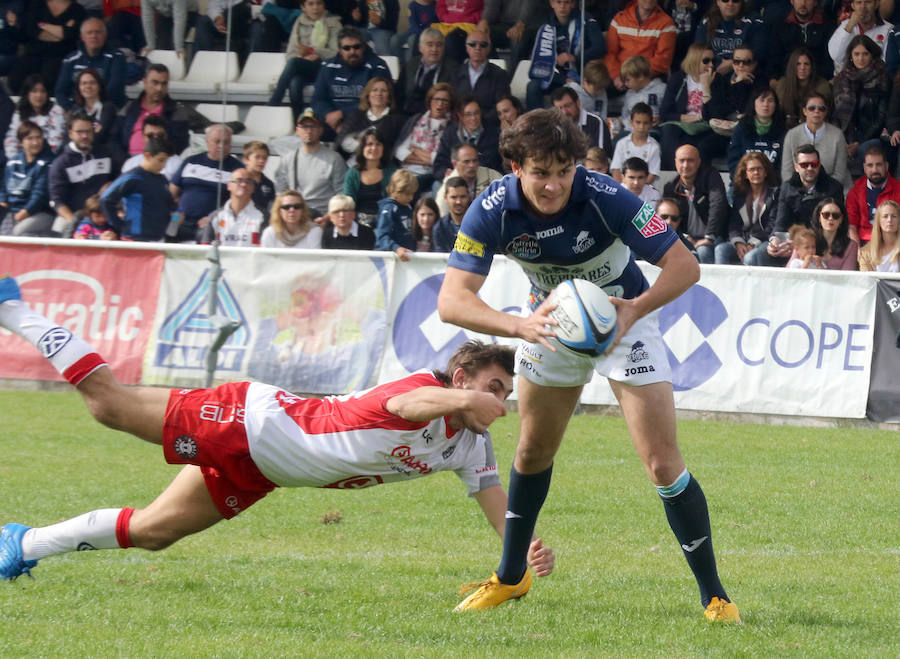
[656,468,690,498]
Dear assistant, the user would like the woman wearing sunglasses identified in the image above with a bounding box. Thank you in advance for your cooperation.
[659,42,718,168]
[261,190,323,249]
[810,197,858,270]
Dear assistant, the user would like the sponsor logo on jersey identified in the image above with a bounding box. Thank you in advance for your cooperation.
[199,402,245,424]
[480,184,507,211]
[585,175,618,195]
[625,365,656,376]
[390,445,432,474]
[173,435,199,459]
[507,233,541,259]
[442,445,456,459]
[37,327,72,358]
[632,204,667,238]
[454,231,485,257]
[536,225,564,239]
[476,465,497,474]
[321,475,385,489]
[626,340,649,364]
[573,230,596,253]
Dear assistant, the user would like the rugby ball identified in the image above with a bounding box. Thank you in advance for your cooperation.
[548,279,617,356]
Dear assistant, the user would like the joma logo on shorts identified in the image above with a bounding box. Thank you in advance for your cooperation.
[625,365,656,376]
[199,403,245,424]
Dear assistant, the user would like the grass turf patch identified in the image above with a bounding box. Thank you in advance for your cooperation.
[0,390,897,657]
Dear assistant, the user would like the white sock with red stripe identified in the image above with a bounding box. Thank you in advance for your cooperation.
[0,299,106,385]
[21,508,135,561]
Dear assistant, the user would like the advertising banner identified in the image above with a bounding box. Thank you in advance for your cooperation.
[378,254,529,382]
[143,248,393,393]
[866,278,900,422]
[0,243,163,384]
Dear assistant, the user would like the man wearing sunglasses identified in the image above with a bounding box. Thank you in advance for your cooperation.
[311,27,392,137]
[449,30,511,126]
[846,144,900,244]
[765,144,845,265]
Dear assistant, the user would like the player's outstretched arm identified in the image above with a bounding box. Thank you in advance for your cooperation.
[438,267,558,350]
[386,386,507,434]
[608,240,700,351]
[474,485,555,577]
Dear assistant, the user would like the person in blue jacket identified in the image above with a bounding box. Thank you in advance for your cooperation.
[374,168,418,259]
[311,27,392,139]
[54,17,128,110]
[0,120,53,236]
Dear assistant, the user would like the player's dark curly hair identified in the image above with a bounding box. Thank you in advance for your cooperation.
[433,340,515,385]
[499,108,588,167]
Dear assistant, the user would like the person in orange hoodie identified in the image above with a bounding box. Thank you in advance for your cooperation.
[605,0,677,91]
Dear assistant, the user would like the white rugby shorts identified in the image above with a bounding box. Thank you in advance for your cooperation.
[515,310,672,387]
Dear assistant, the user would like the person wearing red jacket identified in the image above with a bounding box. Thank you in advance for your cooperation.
[846,144,900,243]
[605,0,676,90]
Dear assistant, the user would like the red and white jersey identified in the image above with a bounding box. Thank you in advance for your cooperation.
[209,201,263,246]
[242,372,501,495]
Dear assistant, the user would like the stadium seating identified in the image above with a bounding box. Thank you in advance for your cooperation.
[229,105,295,150]
[510,60,530,104]
[167,51,240,101]
[193,103,240,124]
[382,55,400,82]
[226,52,287,103]
[489,58,508,71]
[148,49,187,81]
[263,154,282,182]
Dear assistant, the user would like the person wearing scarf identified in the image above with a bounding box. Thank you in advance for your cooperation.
[832,34,890,169]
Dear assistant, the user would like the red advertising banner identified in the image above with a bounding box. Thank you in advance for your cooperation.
[0,244,164,384]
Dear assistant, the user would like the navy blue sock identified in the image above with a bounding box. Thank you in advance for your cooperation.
[660,474,728,607]
[496,463,553,584]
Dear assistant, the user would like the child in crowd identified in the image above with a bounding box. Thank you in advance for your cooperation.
[374,169,419,260]
[100,137,175,242]
[390,0,437,61]
[610,103,661,184]
[619,157,661,205]
[242,141,276,216]
[619,56,666,131]
[583,147,609,174]
[73,195,117,241]
[565,60,611,119]
[412,195,439,252]
[787,224,825,269]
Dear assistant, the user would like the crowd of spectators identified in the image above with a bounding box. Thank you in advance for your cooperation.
[2,0,900,273]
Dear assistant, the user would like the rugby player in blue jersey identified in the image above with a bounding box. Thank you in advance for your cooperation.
[438,108,740,622]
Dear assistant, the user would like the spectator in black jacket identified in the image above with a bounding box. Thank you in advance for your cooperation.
[120,64,190,157]
[311,27,392,138]
[8,0,87,94]
[320,194,376,249]
[448,29,511,126]
[54,17,128,110]
[551,86,611,153]
[49,112,118,237]
[396,27,459,116]
[432,97,502,180]
[774,143,845,232]
[663,144,729,264]
[0,1,23,77]
[766,0,836,81]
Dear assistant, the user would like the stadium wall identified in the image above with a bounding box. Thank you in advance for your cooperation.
[2,238,897,421]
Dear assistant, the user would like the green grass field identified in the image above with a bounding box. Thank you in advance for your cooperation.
[0,390,897,658]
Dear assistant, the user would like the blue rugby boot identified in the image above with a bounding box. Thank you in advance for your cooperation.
[0,523,37,580]
[0,275,22,304]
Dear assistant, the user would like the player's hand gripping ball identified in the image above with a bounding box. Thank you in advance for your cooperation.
[548,279,617,356]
